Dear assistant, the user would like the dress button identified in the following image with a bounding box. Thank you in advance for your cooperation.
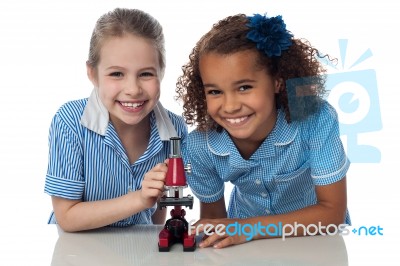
[261,192,268,198]
[265,209,271,214]
[255,179,261,185]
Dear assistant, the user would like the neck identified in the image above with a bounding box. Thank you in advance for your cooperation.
[231,138,262,160]
[111,115,151,164]
[231,111,277,160]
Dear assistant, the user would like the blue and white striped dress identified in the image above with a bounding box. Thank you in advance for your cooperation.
[44,90,187,226]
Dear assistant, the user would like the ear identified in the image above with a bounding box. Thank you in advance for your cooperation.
[274,78,284,93]
[86,62,98,88]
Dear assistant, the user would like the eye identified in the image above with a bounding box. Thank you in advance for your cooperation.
[139,71,155,78]
[239,85,252,91]
[110,72,123,77]
[206,89,222,95]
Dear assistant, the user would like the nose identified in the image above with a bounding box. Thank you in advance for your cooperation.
[124,77,142,96]
[222,94,241,114]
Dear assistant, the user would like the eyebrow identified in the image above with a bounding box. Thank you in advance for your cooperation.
[105,66,158,72]
[105,66,125,71]
[233,79,256,85]
[203,79,256,88]
[203,83,216,89]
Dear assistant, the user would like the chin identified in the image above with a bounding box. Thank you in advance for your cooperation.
[226,130,252,140]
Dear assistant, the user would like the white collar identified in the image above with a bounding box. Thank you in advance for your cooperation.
[80,89,177,140]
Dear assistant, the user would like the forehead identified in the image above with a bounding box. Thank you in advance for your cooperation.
[199,50,263,79]
[98,34,159,67]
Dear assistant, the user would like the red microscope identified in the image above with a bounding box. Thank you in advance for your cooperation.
[158,137,196,252]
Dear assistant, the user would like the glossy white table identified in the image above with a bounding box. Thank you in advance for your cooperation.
[48,224,348,266]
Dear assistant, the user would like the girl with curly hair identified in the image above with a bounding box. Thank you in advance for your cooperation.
[176,13,350,248]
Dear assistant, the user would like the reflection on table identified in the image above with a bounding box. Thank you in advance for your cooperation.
[51,224,348,266]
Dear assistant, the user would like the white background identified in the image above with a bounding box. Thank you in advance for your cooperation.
[1,0,399,264]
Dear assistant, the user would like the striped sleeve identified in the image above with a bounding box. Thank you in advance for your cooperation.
[44,111,85,199]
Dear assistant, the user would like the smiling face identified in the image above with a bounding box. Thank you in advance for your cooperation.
[199,50,281,144]
[87,34,161,129]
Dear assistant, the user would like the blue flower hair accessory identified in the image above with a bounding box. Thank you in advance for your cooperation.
[246,13,293,57]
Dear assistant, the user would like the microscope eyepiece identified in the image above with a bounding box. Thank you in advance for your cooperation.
[170,137,181,158]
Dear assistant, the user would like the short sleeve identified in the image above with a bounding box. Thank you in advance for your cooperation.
[44,113,85,199]
[182,130,224,203]
[309,102,350,185]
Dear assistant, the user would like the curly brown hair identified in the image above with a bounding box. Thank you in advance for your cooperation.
[176,14,333,131]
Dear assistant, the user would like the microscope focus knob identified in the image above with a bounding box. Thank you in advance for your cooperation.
[184,163,192,175]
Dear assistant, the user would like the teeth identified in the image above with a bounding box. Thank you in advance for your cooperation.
[226,116,247,124]
[121,102,144,108]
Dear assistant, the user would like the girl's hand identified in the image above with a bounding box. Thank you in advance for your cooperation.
[191,218,253,249]
[139,161,168,209]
